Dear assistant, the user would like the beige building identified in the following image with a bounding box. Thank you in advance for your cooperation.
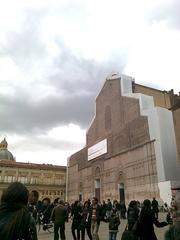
[0,138,66,202]
[67,74,180,205]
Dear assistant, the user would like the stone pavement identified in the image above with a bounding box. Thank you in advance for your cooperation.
[38,213,169,240]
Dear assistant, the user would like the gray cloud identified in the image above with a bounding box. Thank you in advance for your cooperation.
[0,50,126,135]
[0,9,47,70]
[0,6,127,154]
[49,40,127,95]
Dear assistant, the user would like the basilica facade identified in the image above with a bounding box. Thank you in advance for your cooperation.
[0,138,66,202]
[67,74,180,205]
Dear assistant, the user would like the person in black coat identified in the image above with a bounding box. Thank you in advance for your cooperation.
[41,197,52,224]
[120,201,127,219]
[108,208,120,240]
[0,182,37,240]
[138,199,168,240]
[81,201,92,240]
[127,200,139,230]
[51,199,68,240]
[71,200,83,240]
[152,197,159,219]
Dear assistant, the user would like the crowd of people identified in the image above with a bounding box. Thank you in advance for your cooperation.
[0,182,179,240]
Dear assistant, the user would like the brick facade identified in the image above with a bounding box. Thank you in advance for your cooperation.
[67,76,163,203]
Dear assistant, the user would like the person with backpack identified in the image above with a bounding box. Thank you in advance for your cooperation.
[0,182,37,240]
[108,207,120,240]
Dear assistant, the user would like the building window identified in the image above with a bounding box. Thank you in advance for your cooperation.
[54,175,63,185]
[4,175,15,183]
[46,178,51,185]
[30,177,39,184]
[18,176,28,184]
[105,105,111,130]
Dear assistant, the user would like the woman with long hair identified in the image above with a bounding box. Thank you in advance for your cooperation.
[127,200,139,230]
[0,182,38,240]
[138,199,168,240]
[71,200,83,240]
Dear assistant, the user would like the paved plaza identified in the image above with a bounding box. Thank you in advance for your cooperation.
[38,213,169,240]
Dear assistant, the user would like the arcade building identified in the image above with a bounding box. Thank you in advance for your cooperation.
[0,138,66,202]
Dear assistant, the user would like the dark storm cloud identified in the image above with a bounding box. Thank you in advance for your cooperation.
[0,49,126,135]
[147,0,180,30]
[0,93,93,134]
[0,7,127,136]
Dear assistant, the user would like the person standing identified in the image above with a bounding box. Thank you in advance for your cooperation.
[165,214,180,240]
[138,199,168,240]
[127,200,139,230]
[106,199,112,219]
[0,182,37,240]
[152,197,159,219]
[71,200,83,240]
[81,201,92,240]
[101,200,107,221]
[91,197,102,240]
[41,197,52,224]
[119,201,126,219]
[28,190,39,223]
[51,199,68,240]
[113,200,121,220]
[165,192,180,240]
[108,207,120,240]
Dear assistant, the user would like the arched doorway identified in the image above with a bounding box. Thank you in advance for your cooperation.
[79,182,82,201]
[118,183,125,203]
[94,167,101,201]
[117,171,125,203]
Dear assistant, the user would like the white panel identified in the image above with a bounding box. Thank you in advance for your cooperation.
[120,74,180,184]
[158,181,172,206]
[88,139,107,161]
[158,181,180,206]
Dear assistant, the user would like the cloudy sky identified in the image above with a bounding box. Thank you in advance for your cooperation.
[0,0,179,166]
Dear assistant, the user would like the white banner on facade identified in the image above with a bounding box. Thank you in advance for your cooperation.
[88,139,107,161]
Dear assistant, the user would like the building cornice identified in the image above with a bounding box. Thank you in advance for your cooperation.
[0,161,66,171]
